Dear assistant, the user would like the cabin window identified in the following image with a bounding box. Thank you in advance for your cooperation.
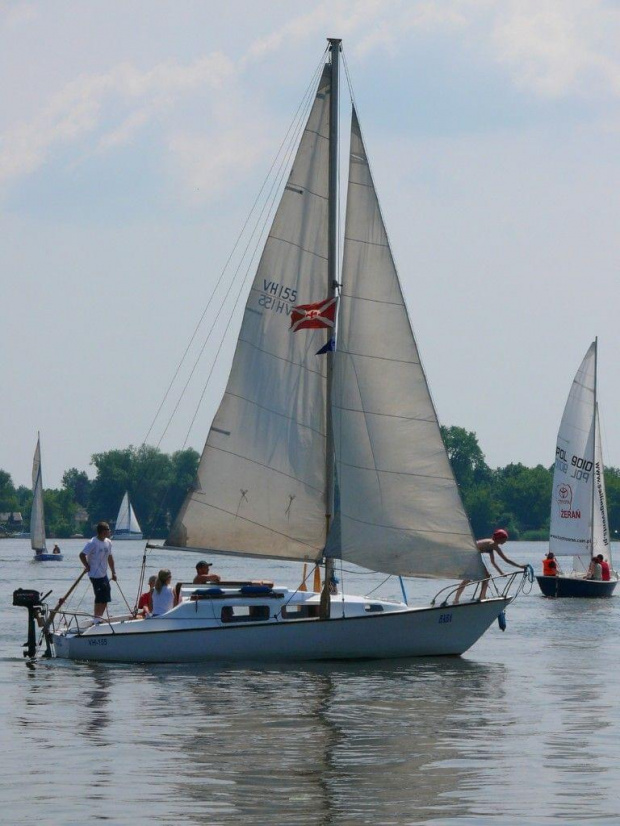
[364,604,383,613]
[220,605,270,623]
[281,604,320,619]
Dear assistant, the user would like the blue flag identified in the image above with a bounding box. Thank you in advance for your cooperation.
[316,338,335,355]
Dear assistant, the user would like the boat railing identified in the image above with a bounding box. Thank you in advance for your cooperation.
[50,609,135,636]
[431,570,524,607]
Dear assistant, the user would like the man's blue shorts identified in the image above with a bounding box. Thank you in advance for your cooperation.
[90,576,111,604]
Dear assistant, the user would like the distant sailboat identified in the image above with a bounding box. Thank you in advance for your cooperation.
[113,492,143,540]
[537,340,618,597]
[31,435,63,562]
[43,39,526,663]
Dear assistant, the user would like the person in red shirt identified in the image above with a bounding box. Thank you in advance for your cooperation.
[137,575,157,615]
[596,554,611,582]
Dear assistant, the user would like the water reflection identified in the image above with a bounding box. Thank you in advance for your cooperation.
[80,665,113,742]
[155,657,507,825]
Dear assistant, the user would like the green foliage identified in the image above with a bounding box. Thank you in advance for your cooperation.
[495,463,552,534]
[0,470,18,512]
[2,445,199,539]
[605,467,620,541]
[440,426,491,489]
[88,445,200,538]
[62,468,91,507]
[441,426,553,540]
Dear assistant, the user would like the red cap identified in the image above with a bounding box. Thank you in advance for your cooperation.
[493,529,509,541]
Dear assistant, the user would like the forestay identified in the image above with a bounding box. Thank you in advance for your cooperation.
[167,67,332,561]
[329,109,484,581]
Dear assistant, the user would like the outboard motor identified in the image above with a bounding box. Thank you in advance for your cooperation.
[13,588,50,659]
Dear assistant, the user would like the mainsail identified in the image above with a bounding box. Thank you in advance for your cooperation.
[115,492,143,538]
[167,66,332,560]
[31,436,47,553]
[549,341,608,561]
[330,110,483,581]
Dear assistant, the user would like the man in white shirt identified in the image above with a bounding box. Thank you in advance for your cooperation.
[79,521,117,619]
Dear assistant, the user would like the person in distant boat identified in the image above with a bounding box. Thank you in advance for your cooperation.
[193,560,221,585]
[454,529,525,603]
[52,544,61,555]
[151,569,176,616]
[596,554,611,581]
[542,552,558,577]
[137,575,157,616]
[79,521,117,620]
[586,556,603,581]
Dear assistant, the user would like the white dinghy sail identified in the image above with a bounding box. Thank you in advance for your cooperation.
[43,40,526,663]
[114,492,143,540]
[537,340,617,596]
[31,435,47,556]
[30,435,63,562]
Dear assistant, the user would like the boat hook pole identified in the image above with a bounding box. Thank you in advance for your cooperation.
[41,568,88,643]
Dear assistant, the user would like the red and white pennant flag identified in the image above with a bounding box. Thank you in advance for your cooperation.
[290,297,338,332]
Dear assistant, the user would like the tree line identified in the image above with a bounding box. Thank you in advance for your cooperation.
[0,446,200,539]
[440,425,620,541]
[1,428,620,541]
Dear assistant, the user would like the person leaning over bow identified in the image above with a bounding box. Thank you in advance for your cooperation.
[454,529,525,603]
[79,521,117,621]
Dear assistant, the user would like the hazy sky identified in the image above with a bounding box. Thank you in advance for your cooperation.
[2,0,620,489]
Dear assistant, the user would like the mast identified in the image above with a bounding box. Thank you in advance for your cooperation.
[591,337,598,554]
[321,37,341,618]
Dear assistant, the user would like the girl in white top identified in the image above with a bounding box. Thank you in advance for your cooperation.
[151,569,175,616]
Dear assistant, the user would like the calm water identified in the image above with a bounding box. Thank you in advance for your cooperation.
[2,539,620,825]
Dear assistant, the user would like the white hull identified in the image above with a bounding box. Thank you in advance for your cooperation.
[52,595,509,663]
[112,534,143,541]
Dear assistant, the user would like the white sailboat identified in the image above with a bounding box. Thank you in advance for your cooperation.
[537,340,617,597]
[113,492,143,540]
[48,40,525,663]
[31,435,63,562]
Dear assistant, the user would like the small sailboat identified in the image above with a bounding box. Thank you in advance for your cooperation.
[113,492,143,540]
[31,435,63,562]
[39,40,526,663]
[537,340,617,597]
